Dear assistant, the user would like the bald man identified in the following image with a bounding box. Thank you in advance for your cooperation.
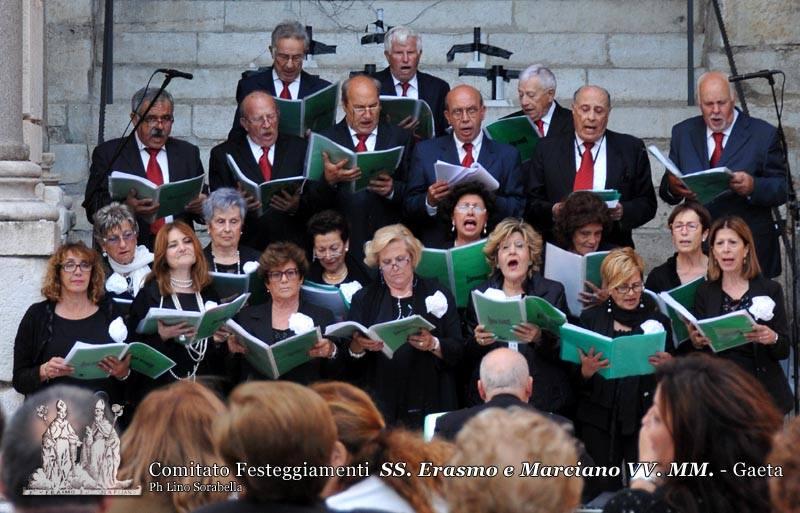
[527,85,656,248]
[660,71,786,278]
[405,85,524,247]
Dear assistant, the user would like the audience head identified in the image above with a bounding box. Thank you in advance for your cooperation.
[601,247,645,312]
[239,91,280,148]
[342,74,382,136]
[445,408,582,513]
[440,181,496,244]
[707,215,760,281]
[572,85,611,144]
[364,224,422,292]
[478,348,532,403]
[484,218,543,280]
[554,191,610,255]
[258,241,308,301]
[93,202,139,266]
[517,64,557,122]
[130,86,174,150]
[119,381,227,513]
[697,71,736,132]
[445,85,486,144]
[768,417,800,513]
[42,241,105,304]
[667,201,711,256]
[384,26,422,83]
[151,221,210,295]
[307,210,351,274]
[204,188,247,253]
[214,381,339,504]
[269,20,309,83]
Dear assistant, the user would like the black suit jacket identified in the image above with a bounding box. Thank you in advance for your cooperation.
[228,67,331,140]
[373,67,450,138]
[83,136,205,249]
[526,129,656,248]
[503,101,574,139]
[693,276,792,413]
[208,133,310,250]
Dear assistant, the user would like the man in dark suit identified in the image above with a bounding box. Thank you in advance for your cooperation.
[405,85,524,246]
[83,87,206,249]
[372,25,450,138]
[659,71,786,278]
[504,64,573,139]
[526,85,656,248]
[228,20,331,140]
[312,75,413,261]
[209,91,309,250]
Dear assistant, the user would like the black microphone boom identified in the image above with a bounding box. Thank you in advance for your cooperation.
[728,69,780,82]
[156,68,194,80]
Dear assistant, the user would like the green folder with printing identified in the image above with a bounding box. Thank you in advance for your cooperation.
[416,239,491,308]
[302,281,349,322]
[136,293,250,344]
[210,271,268,305]
[379,96,435,140]
[559,323,666,379]
[543,243,610,317]
[226,319,322,380]
[275,81,338,137]
[64,341,176,380]
[485,115,540,162]
[647,277,704,345]
[591,189,621,208]
[304,133,405,192]
[324,315,435,359]
[108,171,204,221]
[225,153,305,216]
[658,292,756,352]
[648,145,733,204]
[471,289,567,341]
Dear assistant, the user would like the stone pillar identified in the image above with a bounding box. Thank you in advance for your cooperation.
[0,0,61,412]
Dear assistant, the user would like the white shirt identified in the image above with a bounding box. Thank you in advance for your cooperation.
[135,133,173,223]
[272,69,300,99]
[706,109,739,161]
[573,133,607,190]
[246,135,275,172]
[426,131,485,216]
[348,126,378,152]
[392,73,419,99]
[538,100,557,137]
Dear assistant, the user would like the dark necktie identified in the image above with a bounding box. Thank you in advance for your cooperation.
[461,142,474,167]
[279,81,291,100]
[259,147,272,181]
[573,142,595,191]
[355,134,369,153]
[146,148,165,234]
[710,132,724,167]
[400,82,411,97]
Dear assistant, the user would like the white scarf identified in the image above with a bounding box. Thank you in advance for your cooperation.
[107,245,153,296]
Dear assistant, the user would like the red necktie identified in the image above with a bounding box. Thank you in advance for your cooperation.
[400,82,410,97]
[573,142,595,191]
[259,147,272,181]
[146,148,165,234]
[534,119,545,137]
[710,132,724,167]
[355,134,369,153]
[461,142,474,167]
[279,81,291,99]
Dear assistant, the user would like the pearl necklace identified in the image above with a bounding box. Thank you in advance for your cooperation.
[170,276,194,289]
[212,249,241,274]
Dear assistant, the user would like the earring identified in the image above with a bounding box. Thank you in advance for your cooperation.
[379,271,385,286]
[639,300,645,309]
[451,222,456,234]
[606,298,612,313]
[102,251,107,257]
[482,224,487,236]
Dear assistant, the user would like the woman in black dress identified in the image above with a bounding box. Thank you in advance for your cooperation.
[202,188,261,276]
[306,209,372,295]
[432,181,496,249]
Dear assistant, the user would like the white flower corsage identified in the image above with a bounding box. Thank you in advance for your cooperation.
[242,261,259,274]
[339,281,363,304]
[204,300,218,311]
[108,316,128,343]
[105,273,129,294]
[749,296,776,322]
[482,287,507,301]
[640,319,665,334]
[425,290,448,319]
[289,312,315,335]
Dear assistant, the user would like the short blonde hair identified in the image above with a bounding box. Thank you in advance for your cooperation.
[600,247,645,290]
[484,218,543,275]
[363,224,423,269]
[445,408,582,513]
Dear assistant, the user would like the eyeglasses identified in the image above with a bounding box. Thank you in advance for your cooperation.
[449,107,480,119]
[103,230,137,246]
[274,53,304,64]
[351,104,380,115]
[267,268,300,282]
[314,245,343,260]
[454,203,486,214]
[141,115,174,125]
[244,113,278,126]
[614,282,643,295]
[671,222,700,232]
[61,261,93,273]
[379,255,411,271]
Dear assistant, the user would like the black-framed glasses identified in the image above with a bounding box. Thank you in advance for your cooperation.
[379,255,411,271]
[142,115,174,125]
[103,230,137,246]
[60,261,92,273]
[614,282,643,295]
[267,268,300,282]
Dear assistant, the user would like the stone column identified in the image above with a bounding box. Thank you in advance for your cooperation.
[0,0,61,411]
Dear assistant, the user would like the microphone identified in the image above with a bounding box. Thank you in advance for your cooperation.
[156,68,194,80]
[728,69,780,82]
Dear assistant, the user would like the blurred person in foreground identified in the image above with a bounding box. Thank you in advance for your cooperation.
[768,416,800,513]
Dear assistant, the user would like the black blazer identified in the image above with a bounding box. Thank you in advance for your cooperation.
[208,133,311,251]
[83,136,206,249]
[503,101,574,139]
[525,129,657,248]
[306,251,374,287]
[373,67,451,138]
[645,253,682,294]
[693,276,792,413]
[228,67,331,140]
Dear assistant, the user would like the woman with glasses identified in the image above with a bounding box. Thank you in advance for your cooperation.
[13,242,130,401]
[429,181,496,249]
[228,241,340,384]
[576,247,673,493]
[202,188,261,275]
[345,224,463,427]
[306,210,372,291]
[688,216,792,414]
[645,201,710,293]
